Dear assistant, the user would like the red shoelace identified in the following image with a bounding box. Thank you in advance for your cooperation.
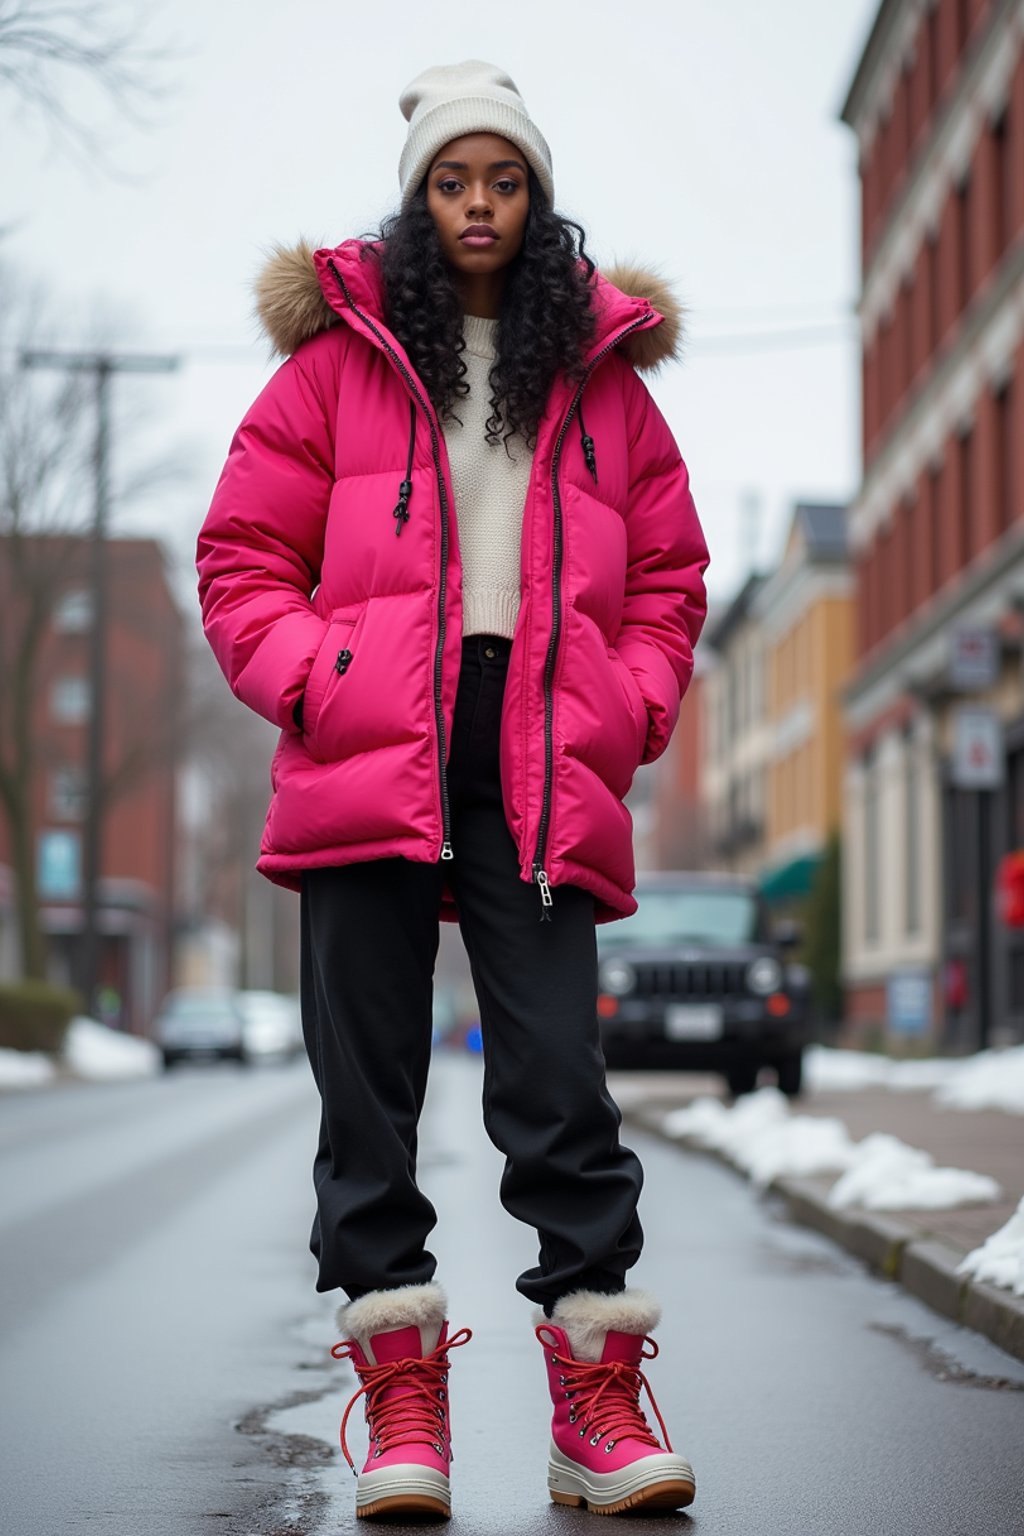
[331,1326,473,1474]
[536,1325,673,1454]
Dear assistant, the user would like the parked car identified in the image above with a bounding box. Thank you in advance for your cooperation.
[595,871,811,1096]
[236,990,304,1061]
[154,988,250,1069]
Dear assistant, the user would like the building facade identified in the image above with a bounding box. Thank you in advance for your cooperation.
[0,536,183,1032]
[841,0,1024,1045]
[754,505,854,905]
[701,574,772,879]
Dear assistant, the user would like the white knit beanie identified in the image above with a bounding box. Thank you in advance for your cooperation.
[398,60,554,209]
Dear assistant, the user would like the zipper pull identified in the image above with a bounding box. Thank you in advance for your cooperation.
[393,478,413,535]
[577,404,598,483]
[441,841,454,861]
[535,867,553,921]
[581,434,598,483]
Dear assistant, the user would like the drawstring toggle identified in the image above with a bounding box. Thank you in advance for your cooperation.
[393,478,413,535]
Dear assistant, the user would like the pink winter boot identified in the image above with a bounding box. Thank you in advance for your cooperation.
[535,1288,696,1515]
[331,1282,472,1520]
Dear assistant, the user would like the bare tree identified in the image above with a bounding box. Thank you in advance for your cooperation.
[0,261,185,980]
[0,0,176,168]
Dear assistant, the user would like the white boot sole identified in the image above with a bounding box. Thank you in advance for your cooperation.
[355,1463,451,1520]
[547,1441,696,1515]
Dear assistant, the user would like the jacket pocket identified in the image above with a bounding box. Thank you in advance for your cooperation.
[301,611,361,756]
[607,645,648,763]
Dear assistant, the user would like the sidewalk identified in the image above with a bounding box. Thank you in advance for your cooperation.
[611,1070,1024,1364]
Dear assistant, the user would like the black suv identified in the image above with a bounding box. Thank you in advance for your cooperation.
[595,870,811,1097]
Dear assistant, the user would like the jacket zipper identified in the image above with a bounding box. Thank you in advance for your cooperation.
[327,259,455,862]
[531,310,655,921]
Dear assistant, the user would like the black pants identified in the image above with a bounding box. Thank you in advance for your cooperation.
[299,632,644,1313]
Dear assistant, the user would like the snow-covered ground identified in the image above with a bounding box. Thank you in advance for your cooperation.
[62,1017,161,1081]
[805,1043,1024,1114]
[0,1018,161,1090]
[662,1082,1024,1298]
[958,1198,1024,1297]
[0,1047,57,1090]
[662,1086,1002,1210]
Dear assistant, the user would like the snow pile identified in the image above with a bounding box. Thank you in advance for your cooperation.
[826,1133,1001,1211]
[804,1047,894,1092]
[740,1117,859,1190]
[957,1198,1024,1296]
[662,1087,1002,1211]
[0,1046,57,1090]
[664,1088,858,1189]
[932,1046,1024,1115]
[804,1043,1024,1113]
[63,1017,160,1081]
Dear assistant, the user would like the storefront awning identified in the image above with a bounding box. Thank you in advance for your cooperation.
[758,852,822,903]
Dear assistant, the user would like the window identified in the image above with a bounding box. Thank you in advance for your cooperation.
[926,4,939,110]
[958,425,974,565]
[50,676,90,725]
[48,766,87,821]
[904,735,920,936]
[928,461,943,593]
[52,589,93,634]
[956,176,971,312]
[993,108,1010,260]
[865,750,880,945]
[901,496,915,619]
[926,230,940,354]
[996,379,1013,538]
[901,275,914,392]
[956,0,971,52]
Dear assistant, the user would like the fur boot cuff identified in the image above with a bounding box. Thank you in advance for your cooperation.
[534,1287,662,1362]
[336,1280,448,1346]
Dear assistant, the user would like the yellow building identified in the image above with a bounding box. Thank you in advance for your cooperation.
[753,504,854,902]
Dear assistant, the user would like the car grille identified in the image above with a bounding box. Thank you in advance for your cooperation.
[633,962,749,1001]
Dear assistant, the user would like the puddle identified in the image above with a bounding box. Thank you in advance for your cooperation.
[869,1321,1024,1391]
[865,1287,1024,1392]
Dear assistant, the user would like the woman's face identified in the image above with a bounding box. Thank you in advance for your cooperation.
[425,133,530,279]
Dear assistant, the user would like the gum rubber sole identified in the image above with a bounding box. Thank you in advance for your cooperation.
[356,1493,450,1520]
[550,1478,696,1516]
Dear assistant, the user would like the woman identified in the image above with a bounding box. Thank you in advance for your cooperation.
[197,60,709,1522]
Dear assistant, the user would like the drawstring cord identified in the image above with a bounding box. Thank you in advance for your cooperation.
[392,399,416,535]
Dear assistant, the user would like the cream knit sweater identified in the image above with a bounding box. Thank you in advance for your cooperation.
[442,314,534,640]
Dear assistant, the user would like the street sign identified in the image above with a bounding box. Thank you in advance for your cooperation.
[37,829,81,899]
[949,626,999,691]
[886,970,932,1035]
[951,705,1004,790]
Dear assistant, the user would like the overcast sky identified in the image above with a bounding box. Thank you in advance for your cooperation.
[5,0,880,618]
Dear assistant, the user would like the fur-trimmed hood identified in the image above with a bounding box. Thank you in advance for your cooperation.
[253,237,685,374]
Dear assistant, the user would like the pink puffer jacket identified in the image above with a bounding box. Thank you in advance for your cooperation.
[196,239,709,924]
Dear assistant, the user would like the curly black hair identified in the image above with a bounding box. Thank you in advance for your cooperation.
[364,170,597,451]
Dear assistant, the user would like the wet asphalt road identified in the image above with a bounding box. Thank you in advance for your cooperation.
[1,1051,1023,1536]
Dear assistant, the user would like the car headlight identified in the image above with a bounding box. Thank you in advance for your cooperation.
[746,956,783,996]
[599,960,636,996]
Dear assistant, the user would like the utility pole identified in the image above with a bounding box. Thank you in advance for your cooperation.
[19,350,179,1014]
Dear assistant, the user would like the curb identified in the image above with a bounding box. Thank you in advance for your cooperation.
[623,1102,1024,1366]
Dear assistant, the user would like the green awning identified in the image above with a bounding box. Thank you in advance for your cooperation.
[759,852,822,903]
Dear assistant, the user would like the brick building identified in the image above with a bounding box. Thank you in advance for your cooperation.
[0,536,183,1032]
[840,0,1024,1045]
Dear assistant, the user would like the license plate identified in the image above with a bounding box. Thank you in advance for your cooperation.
[665,1004,723,1041]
